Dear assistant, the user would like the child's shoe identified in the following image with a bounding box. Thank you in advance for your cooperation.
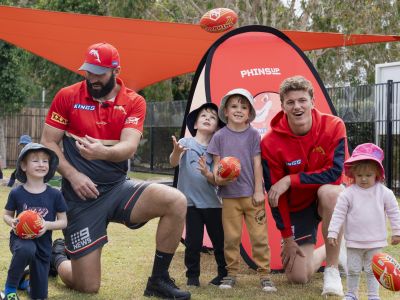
[260,278,277,292]
[322,266,344,296]
[186,277,200,287]
[209,275,224,286]
[343,292,358,300]
[0,292,20,300]
[219,276,236,289]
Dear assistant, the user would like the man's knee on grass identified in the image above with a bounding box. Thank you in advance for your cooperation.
[286,267,312,284]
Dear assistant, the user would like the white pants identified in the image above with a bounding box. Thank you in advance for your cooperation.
[346,247,382,299]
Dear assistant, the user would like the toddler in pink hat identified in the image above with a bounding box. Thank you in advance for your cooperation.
[328,143,400,300]
[344,142,385,181]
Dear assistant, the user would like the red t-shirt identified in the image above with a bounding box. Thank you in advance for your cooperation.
[45,78,146,193]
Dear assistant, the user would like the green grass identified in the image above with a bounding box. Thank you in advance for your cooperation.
[1,172,400,299]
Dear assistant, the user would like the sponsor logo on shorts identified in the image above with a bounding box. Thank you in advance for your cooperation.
[50,112,68,125]
[71,227,92,250]
[255,209,266,225]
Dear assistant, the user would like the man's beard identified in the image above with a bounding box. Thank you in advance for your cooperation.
[86,73,116,99]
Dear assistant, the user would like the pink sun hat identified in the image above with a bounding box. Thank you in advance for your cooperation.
[344,143,385,178]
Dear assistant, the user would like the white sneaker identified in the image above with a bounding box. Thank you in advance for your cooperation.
[321,266,344,297]
[338,238,348,276]
[219,276,236,289]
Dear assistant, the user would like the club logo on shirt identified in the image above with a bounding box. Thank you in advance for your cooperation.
[73,104,96,111]
[312,146,325,155]
[114,105,127,115]
[71,227,92,250]
[125,116,140,125]
[286,159,302,167]
[51,112,68,125]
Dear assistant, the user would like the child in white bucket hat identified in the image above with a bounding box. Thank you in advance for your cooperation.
[208,88,276,292]
[328,143,400,300]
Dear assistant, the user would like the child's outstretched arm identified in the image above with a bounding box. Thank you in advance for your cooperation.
[169,136,188,167]
[3,209,17,232]
[37,212,67,237]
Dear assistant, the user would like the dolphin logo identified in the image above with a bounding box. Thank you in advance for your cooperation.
[89,49,101,63]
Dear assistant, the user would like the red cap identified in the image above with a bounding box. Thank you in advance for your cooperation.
[79,42,120,75]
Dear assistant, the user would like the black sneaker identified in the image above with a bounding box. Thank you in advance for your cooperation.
[209,275,224,286]
[144,276,191,299]
[186,277,200,287]
[49,238,67,277]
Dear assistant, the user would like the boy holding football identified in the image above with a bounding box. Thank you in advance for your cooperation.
[207,89,276,292]
[170,102,227,286]
[2,143,67,300]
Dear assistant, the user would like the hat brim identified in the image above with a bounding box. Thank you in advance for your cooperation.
[16,143,59,183]
[79,63,110,75]
[186,102,224,137]
[344,155,385,179]
[218,90,256,124]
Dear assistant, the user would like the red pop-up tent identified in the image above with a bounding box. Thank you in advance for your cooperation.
[182,25,338,271]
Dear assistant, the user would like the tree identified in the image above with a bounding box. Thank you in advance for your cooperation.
[0,41,29,167]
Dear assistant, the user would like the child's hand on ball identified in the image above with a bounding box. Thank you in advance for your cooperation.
[37,220,47,238]
[11,218,19,233]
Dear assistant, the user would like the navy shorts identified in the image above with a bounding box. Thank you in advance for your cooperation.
[64,180,150,258]
[290,201,321,246]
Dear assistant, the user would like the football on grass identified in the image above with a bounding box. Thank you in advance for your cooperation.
[15,210,43,239]
[371,252,400,291]
[199,8,238,33]
[218,156,241,180]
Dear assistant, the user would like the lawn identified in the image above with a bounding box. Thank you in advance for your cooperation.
[0,170,399,299]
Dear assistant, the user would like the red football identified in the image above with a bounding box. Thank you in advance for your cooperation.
[15,210,43,239]
[371,252,400,291]
[199,8,238,33]
[218,156,241,180]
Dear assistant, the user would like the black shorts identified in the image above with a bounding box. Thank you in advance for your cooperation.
[64,180,150,258]
[290,201,321,246]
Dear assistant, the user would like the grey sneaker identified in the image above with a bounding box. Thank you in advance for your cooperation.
[260,278,277,292]
[219,276,236,289]
[343,292,358,300]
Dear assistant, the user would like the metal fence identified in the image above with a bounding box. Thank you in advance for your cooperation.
[327,81,400,194]
[1,82,399,194]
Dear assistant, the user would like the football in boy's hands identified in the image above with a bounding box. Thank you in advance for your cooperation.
[371,252,400,291]
[218,156,241,180]
[199,8,238,33]
[15,210,43,239]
